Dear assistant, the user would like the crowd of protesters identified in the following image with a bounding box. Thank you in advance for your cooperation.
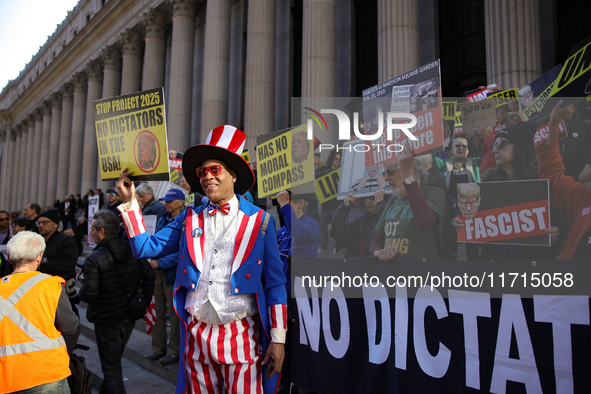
[1,93,590,393]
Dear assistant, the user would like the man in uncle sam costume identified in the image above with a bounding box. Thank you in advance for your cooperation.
[116,125,287,394]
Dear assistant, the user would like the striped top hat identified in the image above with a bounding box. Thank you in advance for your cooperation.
[182,125,254,195]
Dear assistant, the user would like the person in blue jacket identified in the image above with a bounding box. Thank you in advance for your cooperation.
[116,125,287,394]
[145,188,186,365]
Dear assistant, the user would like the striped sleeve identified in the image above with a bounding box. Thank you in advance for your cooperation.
[117,199,146,238]
[269,304,287,343]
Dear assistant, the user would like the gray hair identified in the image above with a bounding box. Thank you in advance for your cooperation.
[457,183,480,200]
[136,183,154,196]
[7,231,46,268]
[92,210,121,237]
[453,137,468,147]
[385,158,428,186]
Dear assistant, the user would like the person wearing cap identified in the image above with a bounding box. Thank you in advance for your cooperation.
[144,188,185,365]
[36,209,81,354]
[106,187,123,214]
[116,125,287,394]
[454,121,570,261]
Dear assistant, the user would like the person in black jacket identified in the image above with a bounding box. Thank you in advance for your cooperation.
[79,210,155,394]
[330,188,388,258]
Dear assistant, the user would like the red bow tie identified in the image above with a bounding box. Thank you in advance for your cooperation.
[208,202,230,216]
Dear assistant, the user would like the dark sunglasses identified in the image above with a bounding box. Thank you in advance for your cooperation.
[196,165,225,178]
[493,139,511,151]
[0,218,9,222]
[454,144,467,149]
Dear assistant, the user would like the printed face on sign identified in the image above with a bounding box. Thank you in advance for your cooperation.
[137,133,157,170]
[457,183,481,219]
[292,131,310,164]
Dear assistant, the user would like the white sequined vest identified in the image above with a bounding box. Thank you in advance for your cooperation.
[186,212,255,324]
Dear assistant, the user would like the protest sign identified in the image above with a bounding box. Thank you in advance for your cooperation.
[168,150,183,186]
[457,180,551,245]
[362,60,444,165]
[518,65,562,120]
[143,215,157,236]
[241,150,250,164]
[87,195,99,247]
[256,125,314,198]
[337,140,390,199]
[94,88,169,181]
[290,255,591,394]
[534,120,568,144]
[465,85,490,102]
[315,168,340,204]
[457,98,496,135]
[453,109,464,136]
[548,36,591,99]
[442,99,456,140]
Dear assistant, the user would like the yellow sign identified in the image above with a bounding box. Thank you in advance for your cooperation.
[487,88,519,108]
[256,125,314,198]
[241,150,250,164]
[94,88,169,181]
[185,193,195,206]
[315,168,340,204]
[170,169,179,183]
[454,109,464,136]
[442,100,456,122]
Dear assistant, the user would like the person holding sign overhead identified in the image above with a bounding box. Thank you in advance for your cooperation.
[454,121,570,260]
[370,141,447,260]
[537,101,591,258]
[116,125,287,394]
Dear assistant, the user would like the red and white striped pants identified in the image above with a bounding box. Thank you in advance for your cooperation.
[185,315,263,394]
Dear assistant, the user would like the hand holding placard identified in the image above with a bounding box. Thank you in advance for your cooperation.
[116,167,136,203]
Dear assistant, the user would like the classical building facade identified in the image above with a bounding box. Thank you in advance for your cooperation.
[0,0,589,212]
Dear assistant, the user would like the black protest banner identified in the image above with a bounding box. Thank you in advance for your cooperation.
[290,256,591,394]
[518,65,562,120]
[548,35,591,99]
[456,180,550,245]
[362,60,444,165]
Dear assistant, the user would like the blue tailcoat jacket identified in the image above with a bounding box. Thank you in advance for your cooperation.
[125,196,287,393]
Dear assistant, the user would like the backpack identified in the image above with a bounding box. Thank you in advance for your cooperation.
[68,353,93,394]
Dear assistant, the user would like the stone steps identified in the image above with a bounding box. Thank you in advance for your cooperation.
[75,303,178,393]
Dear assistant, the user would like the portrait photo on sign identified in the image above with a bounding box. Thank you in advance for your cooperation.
[135,131,160,172]
[338,140,390,199]
[457,179,551,246]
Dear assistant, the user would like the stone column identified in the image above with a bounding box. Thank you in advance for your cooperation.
[274,0,293,131]
[142,9,167,90]
[5,128,16,211]
[0,127,11,210]
[121,29,144,94]
[16,122,29,212]
[191,11,206,145]
[485,0,542,88]
[96,47,122,190]
[46,92,63,207]
[227,1,245,128]
[101,46,122,99]
[378,0,419,81]
[23,115,36,205]
[201,0,231,137]
[37,101,53,207]
[30,108,44,206]
[168,0,196,151]
[12,126,23,212]
[56,84,74,200]
[302,0,336,97]
[68,72,88,195]
[244,0,276,152]
[81,59,103,195]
